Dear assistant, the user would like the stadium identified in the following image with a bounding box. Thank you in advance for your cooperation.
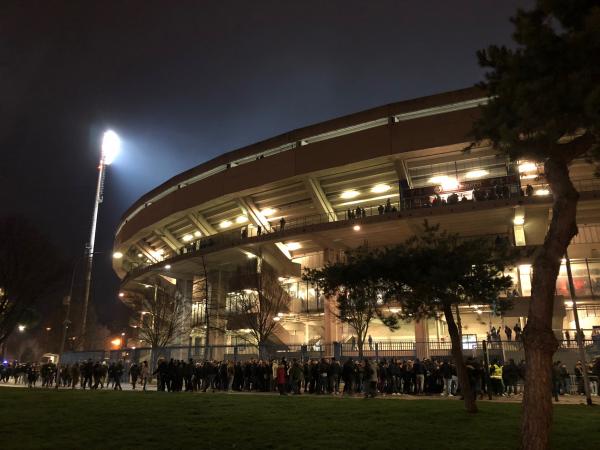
[111,86,600,358]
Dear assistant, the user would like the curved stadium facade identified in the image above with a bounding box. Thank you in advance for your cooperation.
[113,87,600,359]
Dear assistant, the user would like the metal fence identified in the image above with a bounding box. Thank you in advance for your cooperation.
[59,339,600,370]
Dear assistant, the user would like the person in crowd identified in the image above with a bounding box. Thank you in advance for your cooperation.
[503,359,519,396]
[559,363,570,395]
[276,360,287,395]
[289,359,304,395]
[364,358,378,398]
[140,361,150,391]
[489,359,504,396]
[440,360,453,396]
[552,361,562,402]
[129,362,140,390]
[70,362,80,389]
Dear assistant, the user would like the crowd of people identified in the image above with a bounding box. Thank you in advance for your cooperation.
[2,356,599,400]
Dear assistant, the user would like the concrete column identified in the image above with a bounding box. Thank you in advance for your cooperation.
[175,279,193,347]
[305,322,310,345]
[414,320,429,360]
[208,270,227,360]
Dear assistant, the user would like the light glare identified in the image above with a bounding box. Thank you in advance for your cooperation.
[340,190,360,199]
[286,242,301,251]
[465,169,489,179]
[518,162,537,173]
[371,184,390,194]
[101,130,121,165]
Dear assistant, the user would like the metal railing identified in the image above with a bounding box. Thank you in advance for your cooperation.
[124,177,600,279]
[56,337,600,369]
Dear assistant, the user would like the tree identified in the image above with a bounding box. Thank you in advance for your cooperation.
[377,223,514,413]
[137,276,189,368]
[471,2,600,447]
[0,217,65,346]
[304,248,400,358]
[227,258,291,357]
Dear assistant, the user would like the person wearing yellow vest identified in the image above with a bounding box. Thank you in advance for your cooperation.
[489,359,505,396]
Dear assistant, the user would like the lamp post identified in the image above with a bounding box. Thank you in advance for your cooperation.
[79,130,121,349]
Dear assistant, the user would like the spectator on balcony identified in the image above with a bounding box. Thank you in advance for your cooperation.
[473,188,486,201]
[385,198,392,213]
[378,204,384,215]
[241,227,248,239]
[505,325,512,341]
[368,334,373,350]
[490,326,498,341]
[525,184,534,196]
[447,192,459,204]
[495,183,503,199]
[564,330,571,347]
[514,322,522,341]
[256,225,262,236]
[279,217,286,231]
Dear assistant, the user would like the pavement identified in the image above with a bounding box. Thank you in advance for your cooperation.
[1,381,599,405]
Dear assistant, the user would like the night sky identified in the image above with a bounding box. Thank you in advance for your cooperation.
[1,0,532,330]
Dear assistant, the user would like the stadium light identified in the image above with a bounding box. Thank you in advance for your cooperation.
[80,129,121,350]
[101,130,121,165]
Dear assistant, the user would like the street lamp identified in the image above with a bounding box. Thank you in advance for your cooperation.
[80,130,121,349]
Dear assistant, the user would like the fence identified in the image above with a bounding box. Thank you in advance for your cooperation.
[59,339,600,370]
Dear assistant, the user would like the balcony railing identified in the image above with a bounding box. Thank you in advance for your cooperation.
[124,177,600,280]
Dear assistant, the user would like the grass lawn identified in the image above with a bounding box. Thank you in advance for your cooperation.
[0,389,598,449]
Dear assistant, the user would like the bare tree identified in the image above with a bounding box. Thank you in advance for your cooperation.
[228,258,291,356]
[137,276,189,368]
[0,217,65,346]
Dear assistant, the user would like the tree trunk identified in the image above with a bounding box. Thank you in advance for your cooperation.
[444,303,477,413]
[357,336,364,359]
[521,158,578,450]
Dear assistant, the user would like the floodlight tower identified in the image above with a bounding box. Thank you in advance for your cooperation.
[79,130,120,349]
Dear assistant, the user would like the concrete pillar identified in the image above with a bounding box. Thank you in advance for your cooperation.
[304,322,310,345]
[175,279,193,347]
[208,270,227,360]
[414,320,429,360]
